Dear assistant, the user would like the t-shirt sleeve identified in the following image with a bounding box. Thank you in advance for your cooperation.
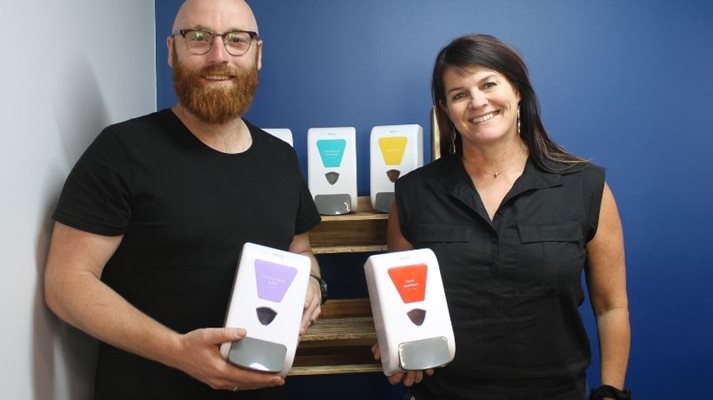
[53,128,132,236]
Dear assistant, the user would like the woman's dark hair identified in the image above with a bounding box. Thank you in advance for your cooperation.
[431,34,587,172]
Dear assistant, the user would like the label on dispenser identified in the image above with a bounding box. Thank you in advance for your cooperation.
[316,139,346,168]
[255,260,297,303]
[378,136,408,165]
[388,264,428,303]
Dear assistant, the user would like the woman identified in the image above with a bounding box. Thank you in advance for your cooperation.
[381,34,631,400]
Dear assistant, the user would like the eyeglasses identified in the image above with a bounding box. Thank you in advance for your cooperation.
[172,29,259,56]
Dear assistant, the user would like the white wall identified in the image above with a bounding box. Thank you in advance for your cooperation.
[0,1,156,398]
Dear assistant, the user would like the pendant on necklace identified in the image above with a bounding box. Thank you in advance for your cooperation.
[491,168,507,178]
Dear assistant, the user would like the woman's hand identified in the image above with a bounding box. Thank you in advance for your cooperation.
[371,343,434,386]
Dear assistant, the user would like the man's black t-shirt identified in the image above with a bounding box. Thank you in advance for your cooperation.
[53,109,320,399]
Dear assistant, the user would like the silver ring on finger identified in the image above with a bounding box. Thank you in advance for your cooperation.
[232,386,239,392]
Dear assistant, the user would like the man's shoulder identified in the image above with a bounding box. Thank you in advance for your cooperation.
[105,109,171,135]
[94,109,177,151]
[244,120,297,155]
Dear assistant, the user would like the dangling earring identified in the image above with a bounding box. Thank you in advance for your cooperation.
[517,105,521,135]
[449,126,457,155]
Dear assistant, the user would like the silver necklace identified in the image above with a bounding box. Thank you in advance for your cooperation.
[476,153,527,178]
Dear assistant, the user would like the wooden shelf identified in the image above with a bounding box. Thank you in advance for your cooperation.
[296,197,387,375]
[290,299,381,375]
[290,363,383,376]
[313,244,387,255]
[300,316,376,344]
[319,210,387,222]
[310,197,388,251]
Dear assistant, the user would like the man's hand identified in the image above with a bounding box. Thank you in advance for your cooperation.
[299,278,322,336]
[172,327,285,391]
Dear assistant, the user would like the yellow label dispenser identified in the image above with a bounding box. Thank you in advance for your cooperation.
[369,125,423,212]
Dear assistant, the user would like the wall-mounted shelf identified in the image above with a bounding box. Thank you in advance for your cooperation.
[308,197,387,255]
[291,298,381,375]
[312,245,386,255]
[290,197,387,375]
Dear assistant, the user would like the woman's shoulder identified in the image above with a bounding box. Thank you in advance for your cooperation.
[550,161,607,197]
[539,157,605,181]
[395,155,462,199]
[401,155,456,181]
[562,161,605,182]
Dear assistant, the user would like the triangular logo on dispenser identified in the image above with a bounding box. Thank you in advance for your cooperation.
[325,171,340,185]
[316,139,347,168]
[378,136,408,165]
[386,169,401,183]
[254,259,297,303]
[387,263,427,304]
[256,307,278,325]
[407,308,426,326]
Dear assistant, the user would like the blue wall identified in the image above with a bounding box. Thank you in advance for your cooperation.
[156,1,713,398]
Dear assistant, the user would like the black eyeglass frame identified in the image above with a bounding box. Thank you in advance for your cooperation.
[172,29,260,56]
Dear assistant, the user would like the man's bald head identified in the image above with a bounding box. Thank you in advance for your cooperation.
[172,0,258,35]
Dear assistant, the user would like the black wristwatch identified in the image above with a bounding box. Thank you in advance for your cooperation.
[310,274,328,304]
[590,385,631,400]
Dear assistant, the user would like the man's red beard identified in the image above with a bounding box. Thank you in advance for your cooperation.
[172,54,259,124]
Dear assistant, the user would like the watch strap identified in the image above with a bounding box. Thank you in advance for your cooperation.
[590,385,632,400]
[309,274,328,304]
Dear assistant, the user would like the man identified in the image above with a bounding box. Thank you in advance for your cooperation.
[44,1,323,398]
